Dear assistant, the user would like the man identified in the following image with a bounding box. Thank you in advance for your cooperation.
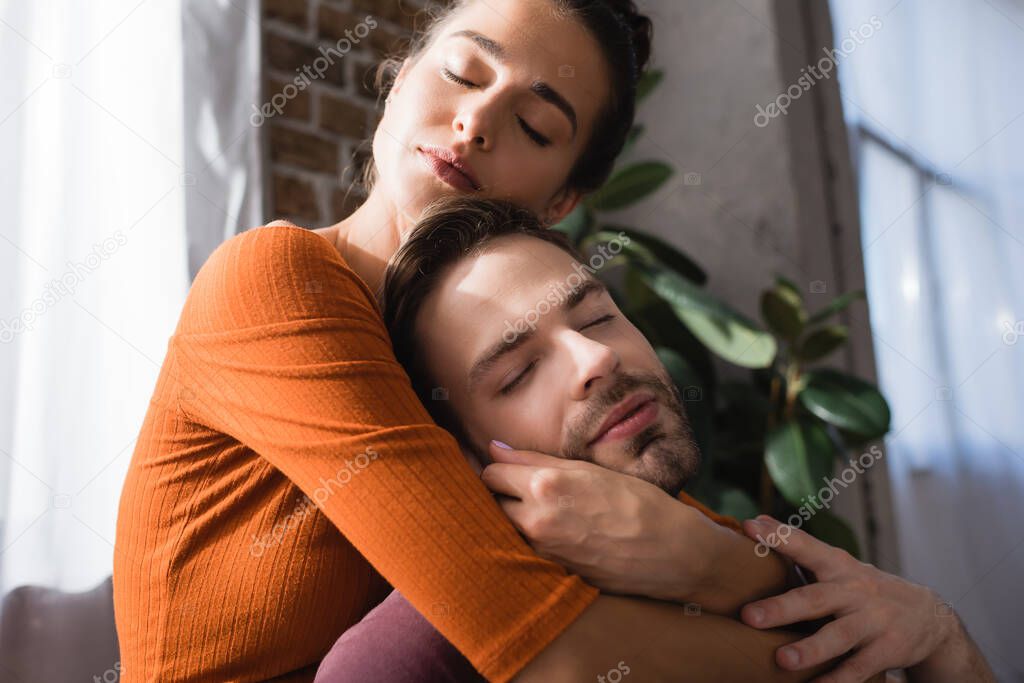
[316,197,993,682]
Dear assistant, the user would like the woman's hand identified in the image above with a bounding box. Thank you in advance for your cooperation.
[480,441,715,604]
[740,515,995,683]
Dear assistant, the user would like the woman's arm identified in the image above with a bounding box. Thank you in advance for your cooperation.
[481,444,797,615]
[317,589,883,683]
[172,226,597,682]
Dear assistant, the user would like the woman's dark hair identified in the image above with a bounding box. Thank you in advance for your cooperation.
[380,195,583,442]
[358,0,653,201]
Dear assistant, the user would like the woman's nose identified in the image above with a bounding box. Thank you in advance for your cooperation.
[453,100,493,150]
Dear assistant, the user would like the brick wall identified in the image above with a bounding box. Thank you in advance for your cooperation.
[261,0,434,226]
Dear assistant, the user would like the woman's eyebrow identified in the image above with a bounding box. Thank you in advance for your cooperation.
[449,29,578,139]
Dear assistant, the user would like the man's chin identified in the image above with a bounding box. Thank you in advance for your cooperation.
[631,435,700,496]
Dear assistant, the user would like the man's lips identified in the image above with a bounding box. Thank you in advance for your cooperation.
[588,392,658,446]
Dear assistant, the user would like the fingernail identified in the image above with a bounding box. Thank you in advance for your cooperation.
[491,440,513,450]
[779,646,800,668]
[747,606,765,624]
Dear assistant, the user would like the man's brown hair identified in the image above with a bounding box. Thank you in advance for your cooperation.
[380,196,583,442]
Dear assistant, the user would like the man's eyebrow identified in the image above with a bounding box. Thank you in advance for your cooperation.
[564,278,607,311]
[467,326,536,394]
[449,30,578,139]
[466,278,607,393]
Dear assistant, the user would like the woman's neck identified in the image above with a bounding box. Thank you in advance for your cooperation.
[315,189,418,295]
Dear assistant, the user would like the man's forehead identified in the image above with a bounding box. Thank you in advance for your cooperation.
[416,237,603,391]
[448,238,577,306]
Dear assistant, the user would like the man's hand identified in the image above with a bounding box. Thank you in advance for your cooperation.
[739,515,996,683]
[480,441,715,604]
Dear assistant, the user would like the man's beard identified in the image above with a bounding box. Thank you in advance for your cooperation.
[562,371,701,496]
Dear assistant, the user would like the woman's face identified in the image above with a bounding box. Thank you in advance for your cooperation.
[372,0,610,223]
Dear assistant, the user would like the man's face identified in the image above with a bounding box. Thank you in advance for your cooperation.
[415,235,700,495]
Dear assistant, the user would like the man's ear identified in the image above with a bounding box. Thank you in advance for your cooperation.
[543,188,583,226]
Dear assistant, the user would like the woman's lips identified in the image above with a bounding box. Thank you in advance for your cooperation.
[590,399,659,446]
[418,149,479,192]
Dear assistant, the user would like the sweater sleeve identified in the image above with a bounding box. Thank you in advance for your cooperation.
[170,225,597,683]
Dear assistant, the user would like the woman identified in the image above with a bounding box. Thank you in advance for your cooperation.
[114,1,661,682]
[114,0,984,681]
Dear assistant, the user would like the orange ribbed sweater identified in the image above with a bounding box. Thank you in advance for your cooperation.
[113,225,599,682]
[113,224,740,683]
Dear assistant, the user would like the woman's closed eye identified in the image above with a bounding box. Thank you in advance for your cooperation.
[441,68,551,147]
[441,67,476,88]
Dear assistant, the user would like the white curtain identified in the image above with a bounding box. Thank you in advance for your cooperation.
[830,0,1024,679]
[0,0,263,595]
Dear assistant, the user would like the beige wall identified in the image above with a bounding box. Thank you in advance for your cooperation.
[620,0,898,569]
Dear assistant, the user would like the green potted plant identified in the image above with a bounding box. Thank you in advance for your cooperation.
[554,70,891,556]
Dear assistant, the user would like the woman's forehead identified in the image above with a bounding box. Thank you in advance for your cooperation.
[435,0,609,123]
[440,0,592,66]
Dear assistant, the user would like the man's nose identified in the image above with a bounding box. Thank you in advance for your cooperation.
[568,333,620,401]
